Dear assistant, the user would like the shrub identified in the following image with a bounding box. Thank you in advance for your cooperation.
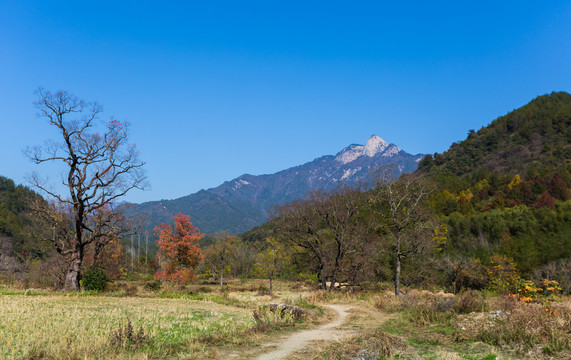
[454,289,486,314]
[252,306,294,332]
[144,280,161,292]
[81,267,108,292]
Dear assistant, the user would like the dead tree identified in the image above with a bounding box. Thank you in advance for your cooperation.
[27,89,146,291]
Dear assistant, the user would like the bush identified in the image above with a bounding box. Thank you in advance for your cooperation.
[454,289,486,314]
[81,267,108,292]
[252,304,298,331]
[144,280,161,292]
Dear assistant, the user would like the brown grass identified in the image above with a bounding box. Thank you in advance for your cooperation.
[462,300,570,356]
[291,330,407,360]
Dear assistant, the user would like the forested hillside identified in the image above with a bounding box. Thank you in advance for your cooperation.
[418,91,570,178]
[415,91,570,283]
[0,176,45,275]
[2,92,569,293]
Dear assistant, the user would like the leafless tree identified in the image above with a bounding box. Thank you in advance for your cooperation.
[275,188,375,290]
[370,171,434,296]
[274,197,329,290]
[26,89,146,291]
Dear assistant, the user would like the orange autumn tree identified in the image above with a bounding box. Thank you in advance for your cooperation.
[154,213,204,284]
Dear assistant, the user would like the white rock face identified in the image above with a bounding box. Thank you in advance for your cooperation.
[363,135,389,157]
[335,135,397,164]
[382,144,401,157]
[233,178,250,190]
[341,167,361,180]
[336,145,364,164]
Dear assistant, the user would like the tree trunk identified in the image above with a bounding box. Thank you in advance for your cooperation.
[395,232,401,296]
[319,263,327,290]
[220,266,224,288]
[64,242,83,292]
[269,276,273,296]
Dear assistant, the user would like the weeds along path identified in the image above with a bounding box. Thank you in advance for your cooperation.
[255,304,356,360]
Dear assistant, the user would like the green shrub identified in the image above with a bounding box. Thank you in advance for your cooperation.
[82,268,108,292]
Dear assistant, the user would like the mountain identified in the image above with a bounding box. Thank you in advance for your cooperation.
[125,135,424,234]
[418,91,571,179]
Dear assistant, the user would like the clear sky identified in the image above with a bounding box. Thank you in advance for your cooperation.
[1,1,570,203]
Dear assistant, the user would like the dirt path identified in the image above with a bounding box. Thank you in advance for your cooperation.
[255,304,356,360]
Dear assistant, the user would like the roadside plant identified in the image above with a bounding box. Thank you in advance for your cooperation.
[81,267,108,292]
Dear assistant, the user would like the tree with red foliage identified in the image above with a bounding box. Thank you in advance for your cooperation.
[154,213,204,284]
[534,192,555,209]
[549,173,569,201]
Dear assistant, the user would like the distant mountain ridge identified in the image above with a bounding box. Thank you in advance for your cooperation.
[124,135,424,234]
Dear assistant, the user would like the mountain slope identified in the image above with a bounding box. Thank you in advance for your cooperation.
[126,135,424,233]
[0,176,45,275]
[418,91,571,178]
[415,91,571,277]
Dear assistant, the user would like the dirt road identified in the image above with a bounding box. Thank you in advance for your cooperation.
[255,304,356,360]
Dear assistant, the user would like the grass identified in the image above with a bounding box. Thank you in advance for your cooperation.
[0,295,255,358]
[0,280,569,359]
[289,287,570,359]
[0,279,321,359]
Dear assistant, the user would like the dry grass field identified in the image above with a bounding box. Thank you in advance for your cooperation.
[0,280,569,359]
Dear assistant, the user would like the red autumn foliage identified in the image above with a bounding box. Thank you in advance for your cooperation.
[154,213,204,284]
[533,192,555,209]
[550,173,569,200]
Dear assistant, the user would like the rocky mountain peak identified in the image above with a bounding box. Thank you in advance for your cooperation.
[363,135,389,157]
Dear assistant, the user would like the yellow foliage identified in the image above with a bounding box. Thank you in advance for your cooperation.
[432,224,448,252]
[508,174,522,190]
[456,189,473,202]
[475,179,489,191]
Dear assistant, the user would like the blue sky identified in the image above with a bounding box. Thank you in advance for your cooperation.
[1,1,570,203]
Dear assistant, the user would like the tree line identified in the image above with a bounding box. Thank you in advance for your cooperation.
[1,89,569,295]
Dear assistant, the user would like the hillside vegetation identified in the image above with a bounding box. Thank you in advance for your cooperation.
[415,92,570,286]
[0,176,46,264]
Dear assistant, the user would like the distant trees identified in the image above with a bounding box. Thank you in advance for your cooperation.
[154,213,204,284]
[202,235,234,288]
[255,237,289,295]
[275,188,376,290]
[27,89,146,291]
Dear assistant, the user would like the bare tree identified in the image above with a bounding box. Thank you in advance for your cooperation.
[275,197,330,290]
[370,172,434,296]
[275,188,374,291]
[27,89,146,291]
